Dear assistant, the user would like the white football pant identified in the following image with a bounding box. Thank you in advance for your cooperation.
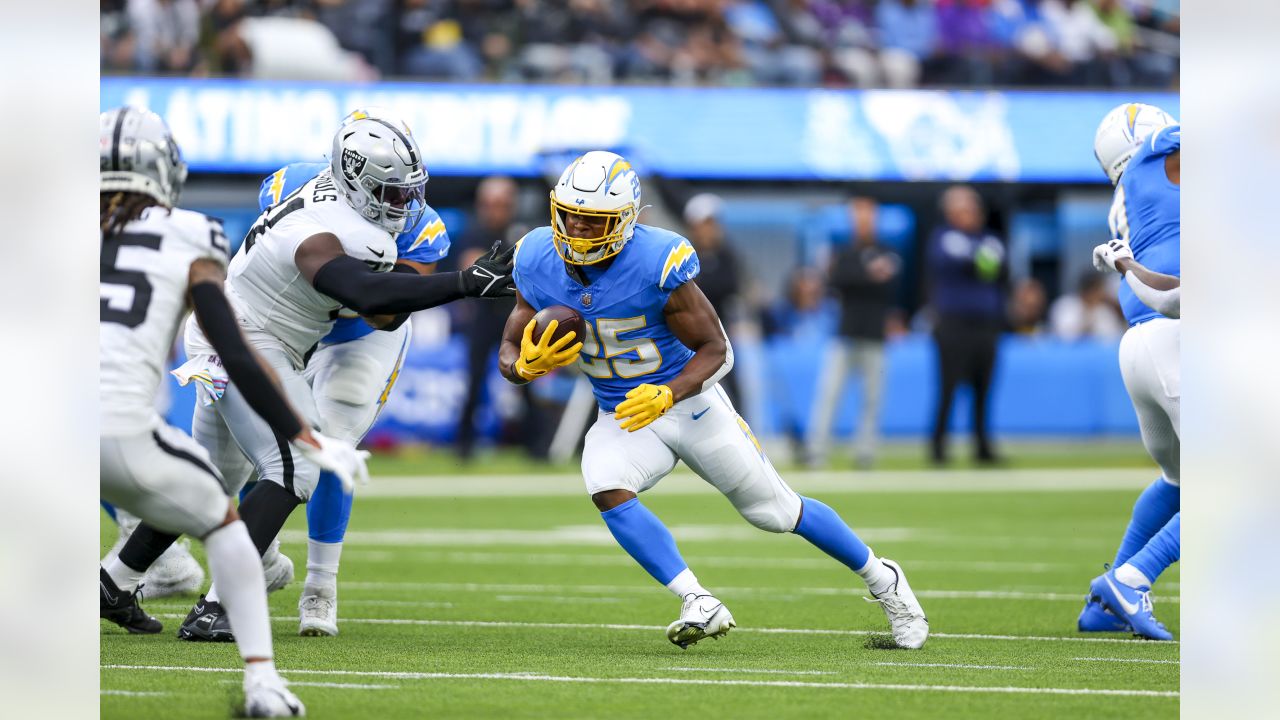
[1118,317,1180,485]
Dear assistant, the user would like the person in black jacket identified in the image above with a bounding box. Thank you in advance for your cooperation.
[807,197,901,469]
[683,193,745,404]
[925,185,1007,465]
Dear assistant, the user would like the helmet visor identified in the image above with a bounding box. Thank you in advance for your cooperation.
[370,177,427,233]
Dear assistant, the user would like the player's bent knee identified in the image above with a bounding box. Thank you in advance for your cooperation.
[591,489,636,512]
[737,501,796,534]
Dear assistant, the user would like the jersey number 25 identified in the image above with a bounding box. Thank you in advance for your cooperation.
[577,317,662,379]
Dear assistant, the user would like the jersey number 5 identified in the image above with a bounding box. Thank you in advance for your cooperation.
[101,232,162,328]
[578,316,662,379]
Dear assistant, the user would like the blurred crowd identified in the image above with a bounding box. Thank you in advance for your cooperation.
[102,0,1179,88]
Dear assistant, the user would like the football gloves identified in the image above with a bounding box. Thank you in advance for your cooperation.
[293,430,371,491]
[459,240,517,298]
[1093,238,1134,274]
[615,383,674,432]
[514,317,583,381]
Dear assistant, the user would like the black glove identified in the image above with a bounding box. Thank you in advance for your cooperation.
[458,240,518,298]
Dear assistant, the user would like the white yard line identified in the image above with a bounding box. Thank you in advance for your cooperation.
[873,662,1034,671]
[495,594,627,605]
[663,667,836,675]
[336,580,1179,605]
[100,690,169,697]
[148,614,1177,645]
[101,665,1176,698]
[357,469,1153,498]
[338,549,1069,574]
[1073,657,1180,665]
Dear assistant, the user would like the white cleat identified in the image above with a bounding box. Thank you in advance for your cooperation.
[262,539,295,594]
[867,558,929,649]
[666,593,735,649]
[244,670,305,718]
[140,538,205,599]
[298,585,339,637]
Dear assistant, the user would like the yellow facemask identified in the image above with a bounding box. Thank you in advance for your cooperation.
[550,190,635,266]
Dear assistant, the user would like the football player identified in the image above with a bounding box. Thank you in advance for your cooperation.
[99,107,364,715]
[499,151,928,649]
[1077,104,1181,640]
[115,111,513,642]
[251,108,453,637]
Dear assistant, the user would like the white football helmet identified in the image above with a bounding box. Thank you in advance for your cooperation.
[1093,103,1177,185]
[100,106,188,207]
[550,150,642,265]
[331,111,428,233]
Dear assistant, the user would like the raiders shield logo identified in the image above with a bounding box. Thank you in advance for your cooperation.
[580,292,592,308]
[341,148,367,181]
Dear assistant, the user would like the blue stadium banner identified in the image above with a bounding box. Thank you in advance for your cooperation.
[102,77,1177,183]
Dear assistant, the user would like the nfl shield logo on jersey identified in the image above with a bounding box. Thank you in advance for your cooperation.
[580,292,592,307]
[341,148,367,181]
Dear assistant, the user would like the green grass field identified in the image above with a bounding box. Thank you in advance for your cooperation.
[101,452,1179,719]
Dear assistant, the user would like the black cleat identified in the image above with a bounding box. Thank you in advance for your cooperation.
[177,595,235,642]
[100,568,162,634]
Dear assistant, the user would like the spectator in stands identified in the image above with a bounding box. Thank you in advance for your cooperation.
[875,0,939,88]
[1007,276,1048,335]
[452,176,542,460]
[1049,271,1126,341]
[128,0,202,74]
[398,0,484,80]
[932,0,1001,85]
[683,194,746,403]
[1034,0,1121,85]
[925,185,1007,465]
[807,197,902,469]
[311,0,397,77]
[101,0,138,73]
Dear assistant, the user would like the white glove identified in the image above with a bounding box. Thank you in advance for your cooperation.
[292,431,370,492]
[1092,238,1134,273]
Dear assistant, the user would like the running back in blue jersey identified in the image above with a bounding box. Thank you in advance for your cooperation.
[1110,124,1180,325]
[513,224,700,410]
[258,162,452,344]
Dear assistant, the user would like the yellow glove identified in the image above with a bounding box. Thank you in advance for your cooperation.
[514,317,583,381]
[614,384,674,432]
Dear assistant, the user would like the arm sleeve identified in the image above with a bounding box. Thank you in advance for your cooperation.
[1125,271,1181,319]
[312,254,464,315]
[189,282,303,439]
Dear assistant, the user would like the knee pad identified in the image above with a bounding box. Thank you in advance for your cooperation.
[732,491,801,534]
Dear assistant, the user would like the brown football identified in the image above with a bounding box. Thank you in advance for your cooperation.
[532,305,585,346]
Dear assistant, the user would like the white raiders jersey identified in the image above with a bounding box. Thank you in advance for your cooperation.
[185,169,397,367]
[101,206,231,435]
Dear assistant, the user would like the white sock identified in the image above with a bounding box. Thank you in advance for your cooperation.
[244,659,280,684]
[665,568,710,599]
[204,521,273,661]
[305,539,342,589]
[205,585,220,603]
[856,550,896,596]
[1115,563,1153,589]
[105,558,145,594]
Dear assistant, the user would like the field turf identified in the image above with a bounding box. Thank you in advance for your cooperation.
[101,455,1178,719]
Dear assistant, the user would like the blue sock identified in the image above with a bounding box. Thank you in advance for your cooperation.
[793,496,870,572]
[1126,513,1179,585]
[307,471,354,543]
[101,501,118,522]
[600,498,688,585]
[238,480,256,505]
[1114,477,1180,567]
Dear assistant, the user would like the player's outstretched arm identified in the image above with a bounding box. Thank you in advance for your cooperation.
[362,260,440,331]
[498,290,538,385]
[662,281,733,403]
[295,233,514,315]
[187,258,369,488]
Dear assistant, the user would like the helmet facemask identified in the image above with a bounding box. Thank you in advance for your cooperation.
[550,191,636,265]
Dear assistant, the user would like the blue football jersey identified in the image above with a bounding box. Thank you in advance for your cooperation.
[513,224,701,410]
[1110,124,1180,325]
[257,162,452,344]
